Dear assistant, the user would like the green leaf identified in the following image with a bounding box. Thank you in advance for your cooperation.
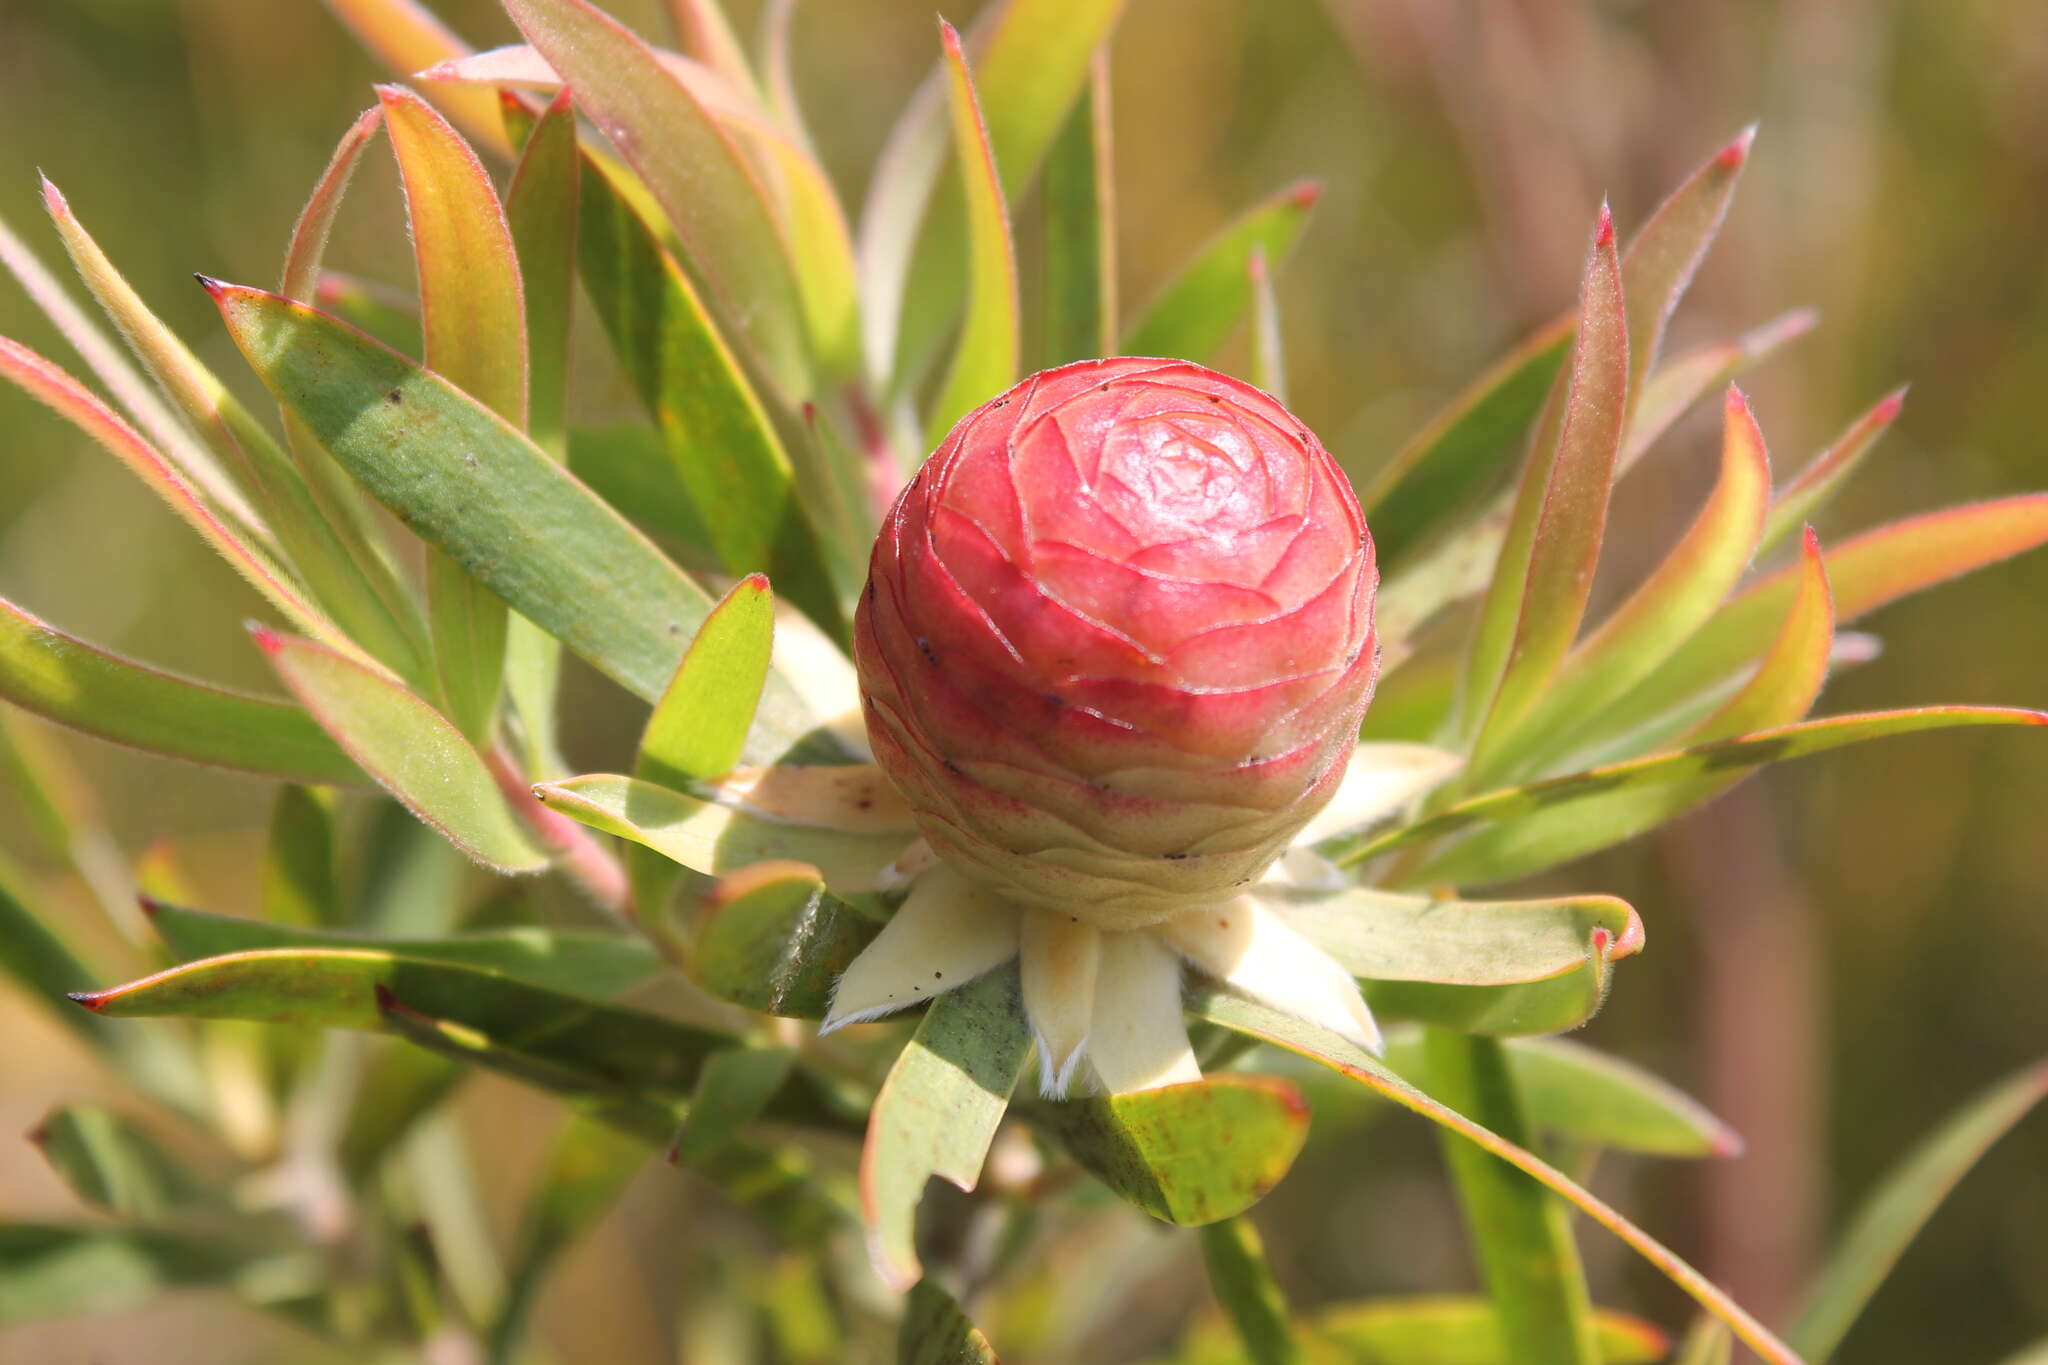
[671,1045,797,1165]
[1578,495,2048,757]
[1360,324,1571,571]
[29,1105,213,1220]
[1463,207,1628,766]
[1475,386,1774,784]
[1197,1217,1303,1365]
[1179,1296,1669,1365]
[1760,389,1906,554]
[863,965,1029,1289]
[1675,1318,1733,1365]
[1622,308,1817,471]
[862,0,1126,386]
[504,90,579,462]
[1683,527,1832,744]
[1039,53,1116,368]
[1344,706,2046,889]
[1121,181,1319,364]
[1280,884,1642,990]
[208,281,820,757]
[506,0,812,403]
[535,772,912,890]
[900,1278,1000,1365]
[0,597,360,784]
[1382,1031,1740,1160]
[1035,1076,1309,1226]
[143,899,663,999]
[254,628,546,875]
[1247,246,1287,404]
[382,83,525,743]
[686,864,883,1018]
[0,869,114,1050]
[1422,1027,1598,1365]
[0,1223,268,1327]
[576,145,847,632]
[1187,987,1803,1365]
[632,575,775,912]
[1786,1060,2048,1363]
[1621,127,1751,403]
[263,785,341,926]
[338,1044,467,1181]
[40,177,431,684]
[925,19,1021,448]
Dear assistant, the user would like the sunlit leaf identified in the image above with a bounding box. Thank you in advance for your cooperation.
[1760,388,1906,553]
[1187,988,1802,1364]
[0,597,359,784]
[1675,1318,1734,1365]
[1463,206,1628,763]
[925,19,1021,448]
[506,0,813,402]
[901,1278,1001,1365]
[534,772,911,889]
[1621,127,1751,402]
[1174,1296,1669,1365]
[324,0,511,155]
[1786,1060,2048,1364]
[1344,706,2047,889]
[1122,181,1319,365]
[1040,52,1116,368]
[1034,1076,1308,1225]
[685,863,884,1018]
[504,91,579,462]
[253,627,546,875]
[143,898,663,999]
[1621,308,1817,472]
[1280,883,1640,990]
[1683,527,1832,744]
[382,83,525,742]
[863,965,1029,1289]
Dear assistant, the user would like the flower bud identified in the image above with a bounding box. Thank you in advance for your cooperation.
[855,358,1377,929]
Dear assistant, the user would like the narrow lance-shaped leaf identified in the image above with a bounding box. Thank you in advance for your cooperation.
[1198,1216,1304,1365]
[0,207,259,530]
[253,627,546,875]
[660,0,757,98]
[382,84,526,744]
[28,1106,214,1221]
[0,339,365,659]
[1463,206,1629,765]
[900,1279,1000,1365]
[323,0,511,155]
[925,19,1021,448]
[1622,307,1818,471]
[861,0,1126,385]
[1040,50,1117,367]
[264,785,341,926]
[1760,387,1908,553]
[1341,707,2047,889]
[1786,1060,2048,1364]
[1173,1299,1668,1365]
[1247,245,1287,404]
[1122,181,1319,363]
[1572,494,2048,759]
[631,574,775,913]
[42,176,432,686]
[573,148,847,635]
[206,282,820,757]
[1685,527,1833,744]
[506,0,813,402]
[0,1225,265,1328]
[1480,386,1774,783]
[1189,988,1806,1365]
[0,597,359,784]
[1620,126,1752,404]
[862,966,1029,1290]
[670,1045,797,1165]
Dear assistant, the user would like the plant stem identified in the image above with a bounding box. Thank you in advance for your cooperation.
[1423,1025,1599,1365]
[1199,1217,1304,1365]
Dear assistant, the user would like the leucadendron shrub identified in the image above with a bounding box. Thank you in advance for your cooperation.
[0,2,2043,1362]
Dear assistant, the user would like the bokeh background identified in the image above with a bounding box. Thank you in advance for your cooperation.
[1,0,2043,1361]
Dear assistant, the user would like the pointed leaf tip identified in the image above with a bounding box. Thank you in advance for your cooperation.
[1287,180,1323,208]
[192,273,225,298]
[939,17,964,55]
[1875,384,1909,422]
[65,991,102,1011]
[1595,202,1616,247]
[136,895,163,919]
[38,174,68,216]
[245,622,285,655]
[1717,125,1758,170]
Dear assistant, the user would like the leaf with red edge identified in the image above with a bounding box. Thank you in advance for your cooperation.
[1582,495,2048,756]
[1622,307,1818,472]
[1621,126,1753,402]
[1121,180,1320,366]
[1188,986,1805,1365]
[1464,206,1629,763]
[323,0,510,155]
[1761,388,1909,553]
[1482,387,1776,783]
[254,627,546,874]
[1686,528,1833,743]
[1341,706,2047,889]
[505,0,813,403]
[0,337,353,658]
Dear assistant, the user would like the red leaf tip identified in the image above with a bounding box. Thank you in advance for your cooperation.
[1246,245,1269,284]
[1717,123,1759,171]
[24,1120,51,1149]
[65,991,107,1013]
[37,173,68,217]
[738,572,771,592]
[1594,202,1616,248]
[938,18,964,56]
[1287,180,1324,209]
[1723,382,1749,415]
[193,273,226,299]
[546,87,575,115]
[1874,385,1910,422]
[136,894,163,919]
[1800,524,1824,556]
[246,621,285,655]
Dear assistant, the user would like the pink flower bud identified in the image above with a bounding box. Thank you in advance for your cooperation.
[855,358,1378,930]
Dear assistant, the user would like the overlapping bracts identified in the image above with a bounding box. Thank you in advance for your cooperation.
[855,358,1378,928]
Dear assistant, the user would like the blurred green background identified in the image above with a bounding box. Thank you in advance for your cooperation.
[1,0,2043,1361]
